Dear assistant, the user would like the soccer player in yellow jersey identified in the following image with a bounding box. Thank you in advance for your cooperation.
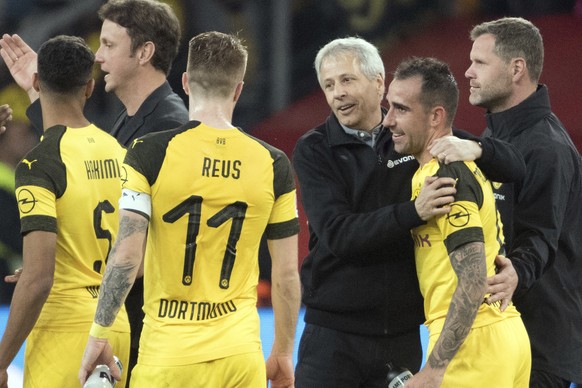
[382,57,531,387]
[0,36,130,388]
[79,31,301,388]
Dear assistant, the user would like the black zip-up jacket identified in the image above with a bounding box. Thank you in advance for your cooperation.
[292,109,525,337]
[484,85,582,383]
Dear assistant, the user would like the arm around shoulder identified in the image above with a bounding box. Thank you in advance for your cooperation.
[476,137,525,183]
[293,131,423,259]
[445,129,525,183]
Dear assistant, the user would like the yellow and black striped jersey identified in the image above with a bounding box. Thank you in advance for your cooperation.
[15,124,130,333]
[121,121,299,366]
[410,159,520,336]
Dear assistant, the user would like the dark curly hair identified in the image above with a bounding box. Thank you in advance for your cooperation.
[37,35,95,94]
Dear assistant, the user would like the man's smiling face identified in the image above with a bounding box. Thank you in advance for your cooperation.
[319,52,384,131]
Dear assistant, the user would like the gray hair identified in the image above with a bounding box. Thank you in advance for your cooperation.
[314,37,385,87]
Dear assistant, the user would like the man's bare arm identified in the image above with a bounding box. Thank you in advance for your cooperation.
[406,241,487,388]
[429,242,486,368]
[0,231,56,382]
[95,210,148,326]
[79,210,148,385]
[265,235,301,388]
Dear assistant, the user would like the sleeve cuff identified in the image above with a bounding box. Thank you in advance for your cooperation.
[394,201,425,231]
[477,137,493,164]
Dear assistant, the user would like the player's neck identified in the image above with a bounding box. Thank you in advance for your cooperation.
[41,101,90,130]
[417,129,453,166]
[188,98,235,130]
[416,151,432,167]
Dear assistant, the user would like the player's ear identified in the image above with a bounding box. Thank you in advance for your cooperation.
[376,74,385,101]
[431,106,445,127]
[233,81,244,103]
[85,79,95,99]
[182,72,189,96]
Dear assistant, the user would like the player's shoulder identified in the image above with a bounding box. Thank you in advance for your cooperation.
[17,148,45,178]
[438,160,474,178]
[16,128,64,175]
[130,122,191,150]
[238,129,289,161]
[15,142,64,196]
[89,125,125,149]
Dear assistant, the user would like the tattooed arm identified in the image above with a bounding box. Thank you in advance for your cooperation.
[79,210,148,385]
[406,241,487,388]
[95,210,148,325]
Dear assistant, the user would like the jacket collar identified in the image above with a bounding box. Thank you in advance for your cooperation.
[111,81,175,144]
[325,107,388,147]
[485,84,552,139]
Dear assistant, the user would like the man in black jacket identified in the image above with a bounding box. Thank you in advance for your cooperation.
[0,1,188,384]
[292,36,525,387]
[463,17,582,388]
[0,0,188,148]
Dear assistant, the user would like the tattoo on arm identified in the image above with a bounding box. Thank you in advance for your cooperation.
[95,214,148,326]
[428,241,486,369]
[114,213,149,245]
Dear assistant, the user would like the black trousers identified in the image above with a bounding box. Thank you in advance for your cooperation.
[295,323,422,388]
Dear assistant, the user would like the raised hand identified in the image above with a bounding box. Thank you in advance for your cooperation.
[0,34,39,102]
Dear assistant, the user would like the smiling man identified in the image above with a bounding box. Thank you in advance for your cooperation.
[291,37,526,387]
[383,56,530,388]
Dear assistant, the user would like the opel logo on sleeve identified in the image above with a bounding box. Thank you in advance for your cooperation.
[17,188,38,214]
[446,203,470,227]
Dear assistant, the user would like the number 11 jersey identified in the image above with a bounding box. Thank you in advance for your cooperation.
[122,121,300,366]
